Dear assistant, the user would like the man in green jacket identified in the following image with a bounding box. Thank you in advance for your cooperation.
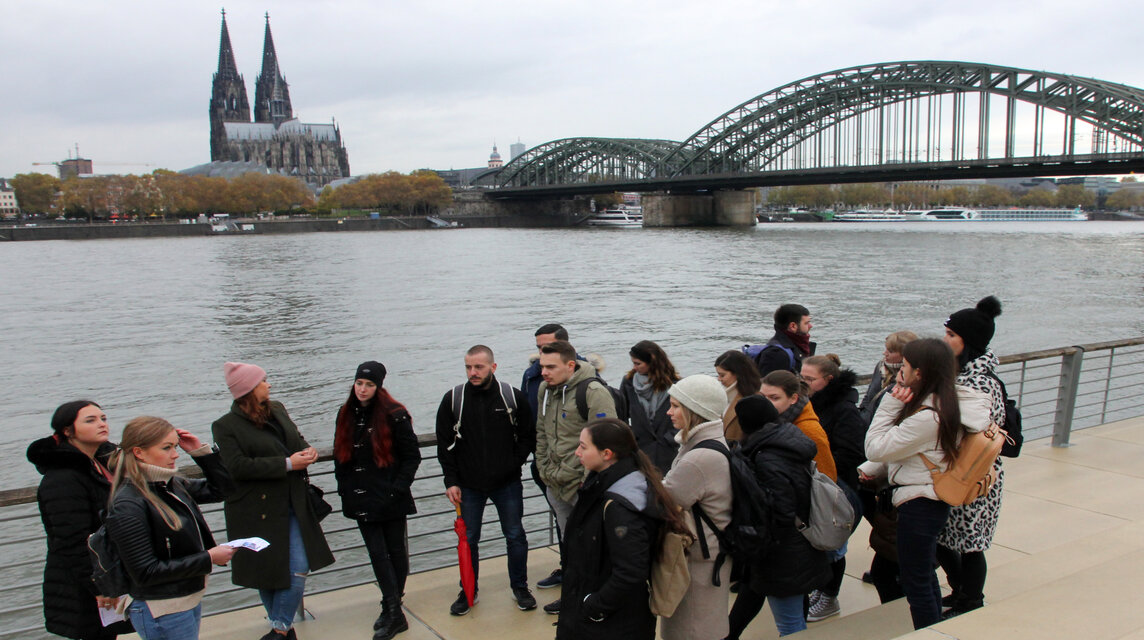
[534,339,617,613]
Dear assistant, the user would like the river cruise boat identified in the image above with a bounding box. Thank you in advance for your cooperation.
[587,207,643,227]
[833,209,924,222]
[916,207,1087,221]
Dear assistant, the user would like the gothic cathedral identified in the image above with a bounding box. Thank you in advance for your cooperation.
[209,12,350,187]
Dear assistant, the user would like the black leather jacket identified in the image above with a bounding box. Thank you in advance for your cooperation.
[105,451,234,601]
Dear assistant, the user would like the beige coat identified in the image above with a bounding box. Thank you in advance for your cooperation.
[660,419,732,640]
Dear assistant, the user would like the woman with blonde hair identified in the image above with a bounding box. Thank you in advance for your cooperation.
[660,375,732,640]
[105,417,235,640]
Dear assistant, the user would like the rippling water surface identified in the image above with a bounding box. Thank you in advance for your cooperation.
[4,221,1144,487]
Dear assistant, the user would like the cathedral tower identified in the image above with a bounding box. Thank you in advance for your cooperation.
[209,9,251,160]
[253,13,293,124]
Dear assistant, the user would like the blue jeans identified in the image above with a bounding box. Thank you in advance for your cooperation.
[259,515,309,632]
[897,497,951,629]
[460,480,528,589]
[768,594,806,636]
[127,600,202,640]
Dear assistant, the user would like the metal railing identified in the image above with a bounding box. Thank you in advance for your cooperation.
[2,336,1142,639]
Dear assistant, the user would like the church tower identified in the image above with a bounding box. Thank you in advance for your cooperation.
[253,13,293,124]
[209,9,251,160]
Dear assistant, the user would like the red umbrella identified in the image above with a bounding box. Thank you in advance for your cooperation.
[454,505,476,606]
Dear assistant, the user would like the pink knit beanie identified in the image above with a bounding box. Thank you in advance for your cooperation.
[224,362,266,399]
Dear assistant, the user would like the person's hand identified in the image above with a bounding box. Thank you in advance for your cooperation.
[175,429,205,452]
[95,595,119,609]
[445,486,462,507]
[858,470,875,486]
[890,384,914,404]
[289,447,318,470]
[208,545,237,566]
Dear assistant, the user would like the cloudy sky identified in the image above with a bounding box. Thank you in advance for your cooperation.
[2,0,1141,179]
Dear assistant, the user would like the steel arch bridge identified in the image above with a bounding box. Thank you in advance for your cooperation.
[488,60,1144,195]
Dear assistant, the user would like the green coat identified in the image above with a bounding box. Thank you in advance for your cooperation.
[536,361,618,502]
[211,400,335,589]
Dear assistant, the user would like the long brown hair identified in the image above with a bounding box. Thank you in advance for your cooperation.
[108,416,182,530]
[714,350,762,396]
[333,385,407,467]
[625,340,681,391]
[236,391,270,428]
[584,418,689,537]
[894,338,963,462]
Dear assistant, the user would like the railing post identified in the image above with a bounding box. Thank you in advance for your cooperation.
[1052,346,1085,447]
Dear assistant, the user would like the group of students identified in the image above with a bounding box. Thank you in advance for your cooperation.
[28,296,1008,640]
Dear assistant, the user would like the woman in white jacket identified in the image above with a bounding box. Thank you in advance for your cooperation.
[858,338,991,630]
[660,375,731,640]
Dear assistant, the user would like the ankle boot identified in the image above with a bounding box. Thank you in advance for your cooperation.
[372,601,387,631]
[373,599,408,640]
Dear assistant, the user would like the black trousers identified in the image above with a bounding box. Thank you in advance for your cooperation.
[358,518,409,603]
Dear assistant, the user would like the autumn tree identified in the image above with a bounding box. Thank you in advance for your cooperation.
[1017,189,1057,208]
[838,183,889,208]
[1104,188,1140,210]
[10,173,61,214]
[1055,184,1095,208]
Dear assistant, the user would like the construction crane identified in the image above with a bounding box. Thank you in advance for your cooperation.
[33,144,153,179]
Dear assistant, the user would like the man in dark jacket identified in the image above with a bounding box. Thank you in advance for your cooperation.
[755,303,817,376]
[438,345,537,615]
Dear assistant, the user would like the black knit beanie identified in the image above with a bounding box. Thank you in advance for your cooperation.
[945,296,1003,357]
[736,395,780,436]
[354,361,387,386]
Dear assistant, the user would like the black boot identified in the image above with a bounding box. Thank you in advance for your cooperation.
[372,600,387,631]
[373,599,408,640]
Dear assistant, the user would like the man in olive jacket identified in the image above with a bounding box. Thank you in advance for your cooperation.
[535,340,617,612]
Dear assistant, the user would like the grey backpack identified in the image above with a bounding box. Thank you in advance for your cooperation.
[795,461,854,551]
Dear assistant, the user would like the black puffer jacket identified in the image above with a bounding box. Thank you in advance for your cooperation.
[620,376,678,473]
[105,451,234,600]
[335,406,421,520]
[809,369,868,488]
[27,436,133,639]
[741,421,831,597]
[557,457,659,640]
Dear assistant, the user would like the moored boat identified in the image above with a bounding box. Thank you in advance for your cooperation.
[587,207,643,227]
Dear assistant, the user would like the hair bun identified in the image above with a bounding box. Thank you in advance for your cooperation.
[826,353,842,366]
[975,296,1003,319]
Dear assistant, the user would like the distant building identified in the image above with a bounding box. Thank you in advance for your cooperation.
[0,179,18,216]
[510,140,526,161]
[208,12,350,187]
[59,158,94,181]
[488,145,503,168]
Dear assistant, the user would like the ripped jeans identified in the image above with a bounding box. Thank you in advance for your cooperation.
[259,515,309,632]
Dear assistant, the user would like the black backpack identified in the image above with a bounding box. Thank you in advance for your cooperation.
[445,381,518,451]
[573,375,629,422]
[987,372,1023,457]
[689,440,776,585]
[88,520,130,598]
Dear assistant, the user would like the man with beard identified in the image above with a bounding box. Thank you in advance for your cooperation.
[437,345,536,616]
[755,303,816,376]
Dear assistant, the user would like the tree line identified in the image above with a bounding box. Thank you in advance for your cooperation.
[765,181,1138,210]
[6,170,454,220]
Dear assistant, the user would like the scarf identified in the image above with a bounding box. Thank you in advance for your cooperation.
[778,393,809,424]
[140,462,179,483]
[632,373,666,417]
[880,359,903,390]
[782,328,812,355]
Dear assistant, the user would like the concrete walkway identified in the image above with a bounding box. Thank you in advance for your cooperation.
[160,416,1144,640]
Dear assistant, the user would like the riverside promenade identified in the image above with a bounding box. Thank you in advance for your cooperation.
[159,415,1144,640]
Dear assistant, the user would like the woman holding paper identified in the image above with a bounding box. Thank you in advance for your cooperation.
[104,417,235,640]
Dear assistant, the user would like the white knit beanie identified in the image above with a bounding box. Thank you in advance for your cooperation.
[668,374,728,422]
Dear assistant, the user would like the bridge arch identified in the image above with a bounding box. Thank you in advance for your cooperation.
[663,60,1144,176]
[491,137,703,188]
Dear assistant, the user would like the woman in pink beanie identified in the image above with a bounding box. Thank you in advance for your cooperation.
[211,363,334,640]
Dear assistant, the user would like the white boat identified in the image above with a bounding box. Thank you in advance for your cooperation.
[587,207,643,227]
[833,209,924,222]
[916,207,1087,221]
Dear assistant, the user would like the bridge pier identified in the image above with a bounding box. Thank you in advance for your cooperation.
[642,191,756,227]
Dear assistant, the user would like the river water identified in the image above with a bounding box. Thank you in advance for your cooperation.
[4,221,1144,488]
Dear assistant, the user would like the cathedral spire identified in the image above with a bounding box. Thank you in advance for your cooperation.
[215,8,241,80]
[254,12,293,124]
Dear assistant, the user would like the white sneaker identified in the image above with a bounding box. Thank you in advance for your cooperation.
[807,594,840,622]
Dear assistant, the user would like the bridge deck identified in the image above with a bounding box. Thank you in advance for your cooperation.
[152,416,1144,640]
